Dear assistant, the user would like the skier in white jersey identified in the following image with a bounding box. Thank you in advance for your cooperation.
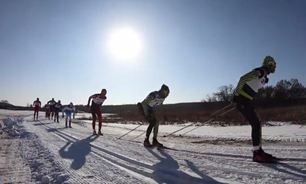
[62,102,75,128]
[137,84,170,147]
[87,89,107,135]
[33,98,41,121]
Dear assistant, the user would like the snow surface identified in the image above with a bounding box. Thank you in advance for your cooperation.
[0,109,305,184]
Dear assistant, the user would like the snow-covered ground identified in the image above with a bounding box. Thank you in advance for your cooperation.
[0,109,305,184]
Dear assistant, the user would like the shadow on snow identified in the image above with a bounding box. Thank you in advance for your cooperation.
[147,148,224,184]
[59,135,98,170]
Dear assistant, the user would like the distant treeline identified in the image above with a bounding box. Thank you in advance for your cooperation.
[205,78,306,103]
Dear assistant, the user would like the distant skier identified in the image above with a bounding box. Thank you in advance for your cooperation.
[54,100,62,123]
[87,89,107,135]
[233,56,277,163]
[62,102,75,128]
[45,104,50,118]
[33,98,41,121]
[47,98,56,120]
[137,84,170,148]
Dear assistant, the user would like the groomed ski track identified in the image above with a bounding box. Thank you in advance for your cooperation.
[1,112,306,184]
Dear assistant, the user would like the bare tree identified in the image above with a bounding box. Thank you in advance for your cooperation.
[212,85,234,102]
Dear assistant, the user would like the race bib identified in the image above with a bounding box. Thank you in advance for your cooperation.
[93,96,106,105]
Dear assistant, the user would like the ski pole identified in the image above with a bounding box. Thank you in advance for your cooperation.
[130,131,146,140]
[163,103,235,137]
[117,124,143,139]
[181,106,236,135]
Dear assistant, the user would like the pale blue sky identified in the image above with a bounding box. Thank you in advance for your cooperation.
[0,0,305,106]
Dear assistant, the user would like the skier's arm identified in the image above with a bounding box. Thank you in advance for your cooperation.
[147,92,156,101]
[254,68,268,78]
[264,76,269,83]
[62,107,66,114]
[255,68,269,83]
[87,95,94,106]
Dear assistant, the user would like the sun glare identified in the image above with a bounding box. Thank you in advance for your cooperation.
[108,27,143,61]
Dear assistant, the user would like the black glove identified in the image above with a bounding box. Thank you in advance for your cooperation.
[265,76,269,83]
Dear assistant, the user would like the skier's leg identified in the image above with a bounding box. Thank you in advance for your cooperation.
[68,114,72,127]
[97,112,102,134]
[142,108,155,146]
[236,102,276,162]
[145,112,156,139]
[246,106,261,149]
[52,107,55,119]
[152,120,164,147]
[50,107,53,119]
[91,111,96,131]
[153,120,159,139]
[236,103,261,148]
[69,115,72,127]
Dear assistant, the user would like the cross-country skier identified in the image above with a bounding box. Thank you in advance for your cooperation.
[54,100,62,123]
[87,89,107,135]
[45,104,50,118]
[62,102,75,128]
[33,98,41,121]
[47,98,56,120]
[233,56,277,163]
[137,84,170,148]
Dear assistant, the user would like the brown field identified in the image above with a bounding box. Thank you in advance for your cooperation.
[100,100,306,125]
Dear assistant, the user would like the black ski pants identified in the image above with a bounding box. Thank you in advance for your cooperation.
[234,96,261,147]
[137,103,159,139]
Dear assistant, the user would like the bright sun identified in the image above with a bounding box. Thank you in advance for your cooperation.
[108,27,143,61]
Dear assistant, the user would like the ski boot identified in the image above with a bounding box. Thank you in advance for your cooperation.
[98,131,103,136]
[144,138,152,147]
[253,149,277,163]
[152,138,164,148]
[258,148,277,160]
[93,130,97,135]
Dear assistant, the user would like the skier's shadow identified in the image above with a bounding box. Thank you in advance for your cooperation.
[147,148,224,184]
[59,135,98,170]
[261,162,306,179]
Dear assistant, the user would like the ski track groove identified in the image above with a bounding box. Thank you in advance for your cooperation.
[0,139,33,183]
